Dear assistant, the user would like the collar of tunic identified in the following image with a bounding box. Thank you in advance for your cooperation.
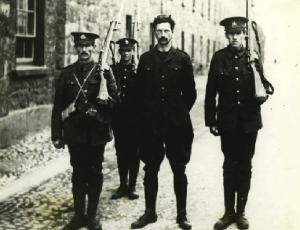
[225,45,246,58]
[74,60,96,72]
[150,45,177,63]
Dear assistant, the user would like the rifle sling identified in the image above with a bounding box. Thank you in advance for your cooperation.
[72,64,97,103]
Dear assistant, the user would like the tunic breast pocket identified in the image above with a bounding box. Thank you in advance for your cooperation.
[241,67,254,91]
[167,64,182,85]
[216,69,231,92]
[65,80,79,100]
[88,78,100,97]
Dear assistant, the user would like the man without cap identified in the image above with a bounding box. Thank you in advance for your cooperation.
[110,38,140,200]
[131,15,197,230]
[205,17,270,229]
[51,32,120,230]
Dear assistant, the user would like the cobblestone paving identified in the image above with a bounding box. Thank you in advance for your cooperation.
[0,74,299,230]
[0,129,69,188]
[0,78,206,230]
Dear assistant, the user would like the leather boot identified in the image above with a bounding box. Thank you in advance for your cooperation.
[112,155,128,199]
[214,209,236,230]
[172,165,191,230]
[131,209,157,229]
[236,212,249,229]
[128,157,140,200]
[87,193,102,230]
[214,178,236,230]
[64,171,87,230]
[131,169,158,229]
[176,212,192,230]
[63,193,87,230]
[128,186,139,200]
[236,180,250,229]
[87,174,103,230]
[111,184,128,199]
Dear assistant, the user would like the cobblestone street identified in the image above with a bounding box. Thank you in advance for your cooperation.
[0,70,299,230]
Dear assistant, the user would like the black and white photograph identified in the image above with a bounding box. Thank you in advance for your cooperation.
[0,0,299,229]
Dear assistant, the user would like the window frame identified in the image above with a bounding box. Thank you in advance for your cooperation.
[16,0,36,65]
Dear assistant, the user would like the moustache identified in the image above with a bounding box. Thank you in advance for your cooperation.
[80,52,88,55]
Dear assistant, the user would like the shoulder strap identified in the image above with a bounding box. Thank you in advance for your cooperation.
[72,64,97,102]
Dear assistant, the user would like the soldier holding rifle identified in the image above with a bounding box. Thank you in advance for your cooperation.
[205,16,272,229]
[131,15,197,230]
[51,32,119,230]
[110,38,140,200]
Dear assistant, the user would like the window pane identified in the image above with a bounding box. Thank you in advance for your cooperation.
[17,12,27,35]
[28,0,35,10]
[27,12,35,35]
[18,0,26,9]
[16,38,24,58]
[25,38,33,58]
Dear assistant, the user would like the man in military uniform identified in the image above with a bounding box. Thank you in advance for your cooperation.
[51,32,120,230]
[205,17,270,229]
[110,38,140,200]
[131,15,197,230]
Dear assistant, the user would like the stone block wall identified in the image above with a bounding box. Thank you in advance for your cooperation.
[0,0,15,118]
[0,0,265,148]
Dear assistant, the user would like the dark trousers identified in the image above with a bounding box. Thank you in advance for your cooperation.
[139,127,194,214]
[68,144,105,216]
[112,122,140,187]
[220,122,258,213]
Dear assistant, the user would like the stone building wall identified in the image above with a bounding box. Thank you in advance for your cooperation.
[0,0,263,148]
[0,0,15,118]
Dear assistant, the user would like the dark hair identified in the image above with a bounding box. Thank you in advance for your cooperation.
[152,14,175,31]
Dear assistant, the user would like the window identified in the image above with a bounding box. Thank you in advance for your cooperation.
[201,0,204,17]
[191,34,194,59]
[192,0,195,13]
[181,31,185,51]
[149,23,155,50]
[16,0,44,66]
[16,0,35,64]
[208,0,211,21]
[207,39,210,64]
[126,15,132,38]
[213,40,216,53]
[200,35,203,63]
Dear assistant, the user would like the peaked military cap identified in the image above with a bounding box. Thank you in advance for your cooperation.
[220,16,249,33]
[116,38,137,51]
[71,32,99,45]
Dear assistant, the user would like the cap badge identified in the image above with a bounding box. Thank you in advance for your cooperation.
[80,34,86,39]
[232,21,237,27]
[125,39,129,44]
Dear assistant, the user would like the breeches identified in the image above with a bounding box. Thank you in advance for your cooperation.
[220,125,258,182]
[139,129,194,187]
[112,123,139,158]
[68,144,105,195]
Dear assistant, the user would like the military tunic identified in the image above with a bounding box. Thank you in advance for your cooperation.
[51,60,120,145]
[110,62,140,188]
[205,45,263,134]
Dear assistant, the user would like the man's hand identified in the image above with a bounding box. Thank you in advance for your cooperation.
[97,95,112,105]
[99,63,110,71]
[53,139,64,149]
[210,126,220,136]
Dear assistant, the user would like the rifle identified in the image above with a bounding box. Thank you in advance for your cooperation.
[131,0,141,72]
[62,0,125,123]
[97,0,126,100]
[246,0,274,103]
